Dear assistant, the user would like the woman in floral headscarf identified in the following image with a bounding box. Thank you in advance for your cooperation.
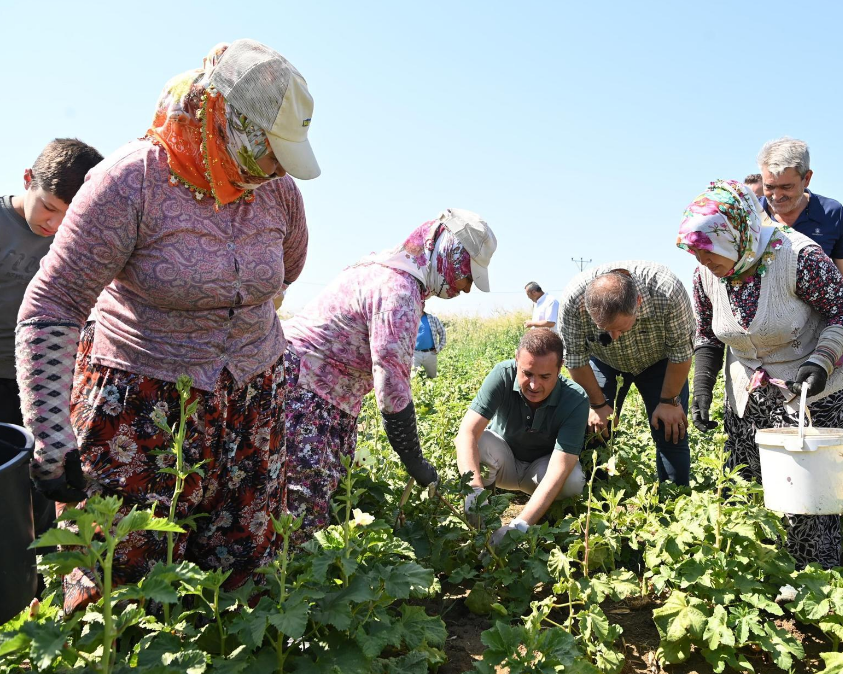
[282,208,496,542]
[677,179,843,568]
[16,40,317,613]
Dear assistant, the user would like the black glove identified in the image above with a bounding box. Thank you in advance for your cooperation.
[33,450,88,503]
[691,344,724,433]
[792,361,828,398]
[381,402,438,486]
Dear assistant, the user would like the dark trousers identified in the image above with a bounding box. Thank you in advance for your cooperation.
[589,357,690,485]
[0,377,56,537]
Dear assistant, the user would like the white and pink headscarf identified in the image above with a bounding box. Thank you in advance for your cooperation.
[677,179,776,279]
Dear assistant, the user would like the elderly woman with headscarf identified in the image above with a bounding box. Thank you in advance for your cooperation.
[282,209,496,541]
[16,39,318,612]
[677,179,843,569]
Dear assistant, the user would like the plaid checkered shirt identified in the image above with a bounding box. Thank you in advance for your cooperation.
[559,261,695,375]
[427,313,447,353]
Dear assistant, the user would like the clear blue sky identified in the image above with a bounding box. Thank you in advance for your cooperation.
[3,0,842,315]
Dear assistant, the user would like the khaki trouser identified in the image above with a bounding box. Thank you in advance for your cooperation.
[478,430,585,499]
[412,350,438,378]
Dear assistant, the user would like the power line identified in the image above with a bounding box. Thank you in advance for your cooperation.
[571,257,592,272]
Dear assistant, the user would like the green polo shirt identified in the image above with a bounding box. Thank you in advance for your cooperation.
[469,359,589,462]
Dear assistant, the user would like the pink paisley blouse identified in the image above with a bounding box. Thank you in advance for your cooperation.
[18,139,308,391]
[282,264,424,416]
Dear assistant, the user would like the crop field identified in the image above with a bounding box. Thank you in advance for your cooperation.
[2,312,843,673]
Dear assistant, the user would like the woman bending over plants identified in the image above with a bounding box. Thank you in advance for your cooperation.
[677,179,843,569]
[282,209,496,543]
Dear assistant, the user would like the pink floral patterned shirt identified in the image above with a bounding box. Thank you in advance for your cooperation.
[18,139,308,391]
[283,264,424,416]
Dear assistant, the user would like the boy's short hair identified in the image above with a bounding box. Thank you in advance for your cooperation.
[30,138,104,204]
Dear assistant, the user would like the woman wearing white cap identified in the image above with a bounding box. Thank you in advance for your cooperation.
[15,39,319,613]
[282,209,496,542]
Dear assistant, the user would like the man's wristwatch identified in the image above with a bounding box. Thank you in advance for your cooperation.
[590,399,611,410]
[659,395,681,406]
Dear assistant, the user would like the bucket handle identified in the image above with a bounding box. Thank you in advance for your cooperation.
[797,386,808,444]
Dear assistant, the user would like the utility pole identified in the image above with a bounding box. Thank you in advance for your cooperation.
[571,257,592,272]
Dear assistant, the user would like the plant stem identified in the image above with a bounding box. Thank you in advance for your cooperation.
[434,491,505,567]
[275,519,292,671]
[163,384,190,624]
[100,536,117,674]
[582,450,599,578]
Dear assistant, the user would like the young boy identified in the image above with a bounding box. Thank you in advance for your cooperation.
[0,138,103,425]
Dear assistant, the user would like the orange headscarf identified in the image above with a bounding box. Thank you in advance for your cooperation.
[147,44,275,208]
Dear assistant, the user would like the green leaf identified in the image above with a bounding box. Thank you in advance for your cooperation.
[267,596,309,639]
[292,638,370,674]
[742,592,784,616]
[31,528,86,548]
[818,615,843,642]
[703,605,735,651]
[40,549,98,575]
[653,591,709,642]
[578,605,621,644]
[355,619,401,659]
[116,507,185,538]
[29,621,68,670]
[229,608,267,650]
[114,606,146,635]
[397,605,446,649]
[312,592,353,630]
[755,622,804,671]
[818,651,843,674]
[465,581,496,615]
[0,631,31,657]
[380,650,435,673]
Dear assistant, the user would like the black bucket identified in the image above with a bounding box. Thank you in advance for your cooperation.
[0,423,37,625]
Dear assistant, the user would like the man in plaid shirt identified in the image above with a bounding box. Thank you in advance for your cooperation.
[413,311,447,378]
[558,261,695,485]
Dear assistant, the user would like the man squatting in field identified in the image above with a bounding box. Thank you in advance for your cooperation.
[558,262,695,486]
[455,328,589,546]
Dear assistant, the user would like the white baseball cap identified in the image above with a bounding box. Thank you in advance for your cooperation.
[438,208,497,292]
[209,39,320,180]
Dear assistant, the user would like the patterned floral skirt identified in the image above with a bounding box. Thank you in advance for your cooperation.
[63,323,286,614]
[724,385,843,569]
[284,347,358,546]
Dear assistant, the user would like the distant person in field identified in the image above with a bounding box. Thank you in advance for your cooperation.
[524,281,559,331]
[283,209,496,543]
[455,329,587,547]
[744,173,763,199]
[2,138,103,427]
[678,179,843,569]
[558,262,695,486]
[756,137,843,275]
[413,310,446,378]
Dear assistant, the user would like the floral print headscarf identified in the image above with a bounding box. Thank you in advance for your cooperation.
[677,179,776,279]
[362,219,472,299]
[147,43,276,208]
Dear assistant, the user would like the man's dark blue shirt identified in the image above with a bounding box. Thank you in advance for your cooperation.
[760,190,843,259]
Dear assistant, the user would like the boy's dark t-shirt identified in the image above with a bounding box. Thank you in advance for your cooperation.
[0,196,53,379]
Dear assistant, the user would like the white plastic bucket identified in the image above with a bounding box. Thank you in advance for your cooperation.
[755,388,843,515]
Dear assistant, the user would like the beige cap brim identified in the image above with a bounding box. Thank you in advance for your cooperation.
[266,72,321,180]
[267,133,320,180]
[471,259,491,292]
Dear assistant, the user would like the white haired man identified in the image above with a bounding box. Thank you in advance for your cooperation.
[757,137,843,275]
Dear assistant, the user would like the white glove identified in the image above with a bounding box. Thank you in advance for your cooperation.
[464,486,487,528]
[490,518,529,548]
